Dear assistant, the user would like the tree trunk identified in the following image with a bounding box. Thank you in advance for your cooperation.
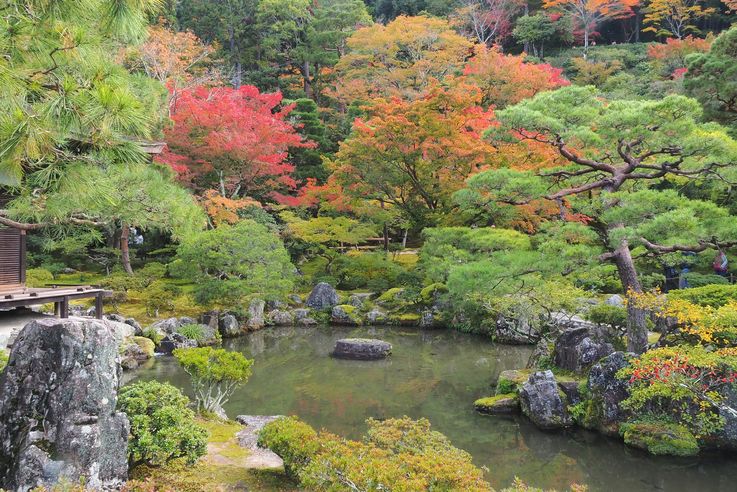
[611,239,648,354]
[120,224,134,275]
[402,229,408,249]
[302,60,312,98]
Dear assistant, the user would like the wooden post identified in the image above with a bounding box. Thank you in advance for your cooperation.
[95,292,103,319]
[54,301,61,317]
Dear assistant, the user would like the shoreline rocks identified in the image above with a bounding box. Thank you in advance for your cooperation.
[332,338,392,360]
[519,370,573,430]
[306,282,340,310]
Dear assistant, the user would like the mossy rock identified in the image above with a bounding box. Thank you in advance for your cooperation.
[620,421,699,457]
[390,312,421,326]
[420,283,447,304]
[132,336,156,358]
[495,369,530,395]
[474,394,520,415]
[331,304,363,326]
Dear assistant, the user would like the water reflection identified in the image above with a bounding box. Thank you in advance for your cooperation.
[130,326,737,492]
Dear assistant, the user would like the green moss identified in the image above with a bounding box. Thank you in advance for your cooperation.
[391,313,421,326]
[131,336,155,357]
[474,393,519,414]
[495,369,530,395]
[620,420,699,456]
[0,349,8,373]
[420,283,447,304]
[377,287,405,303]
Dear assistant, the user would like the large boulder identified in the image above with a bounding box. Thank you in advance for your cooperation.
[0,318,129,491]
[219,313,242,337]
[293,308,318,326]
[268,310,294,326]
[553,327,614,373]
[348,293,373,308]
[120,336,155,370]
[246,299,266,330]
[332,338,392,360]
[149,316,197,337]
[519,370,573,430]
[106,314,143,335]
[157,332,198,355]
[306,282,340,310]
[583,351,633,435]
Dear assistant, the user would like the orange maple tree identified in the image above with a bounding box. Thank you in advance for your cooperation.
[460,45,570,109]
[325,15,473,104]
[127,23,221,114]
[543,0,638,50]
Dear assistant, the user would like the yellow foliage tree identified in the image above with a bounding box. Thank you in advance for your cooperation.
[643,0,715,39]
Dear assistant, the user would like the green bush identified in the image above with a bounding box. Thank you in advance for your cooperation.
[0,349,8,372]
[259,416,490,491]
[669,284,737,307]
[141,326,163,346]
[117,381,208,467]
[585,304,628,330]
[25,268,54,287]
[257,416,319,478]
[683,272,729,288]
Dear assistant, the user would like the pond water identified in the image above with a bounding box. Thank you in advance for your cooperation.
[130,326,737,492]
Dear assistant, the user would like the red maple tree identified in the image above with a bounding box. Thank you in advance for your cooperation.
[158,85,314,201]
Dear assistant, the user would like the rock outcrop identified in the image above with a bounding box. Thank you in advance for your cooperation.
[158,332,198,354]
[495,315,539,345]
[583,351,632,435]
[0,318,129,491]
[120,336,155,370]
[332,338,392,360]
[474,394,520,415]
[306,282,340,310]
[519,370,573,430]
[331,305,362,325]
[220,313,242,337]
[553,327,614,373]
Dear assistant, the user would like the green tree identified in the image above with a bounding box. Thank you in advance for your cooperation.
[685,26,737,133]
[173,219,296,305]
[287,98,330,183]
[281,212,378,273]
[173,347,254,418]
[0,0,204,273]
[474,85,737,353]
[117,381,209,468]
[513,13,564,58]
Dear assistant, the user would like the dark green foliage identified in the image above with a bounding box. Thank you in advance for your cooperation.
[683,272,730,288]
[143,281,182,317]
[117,381,208,467]
[668,284,737,307]
[173,220,295,306]
[288,98,329,183]
[333,252,406,290]
[177,324,208,342]
[685,26,737,133]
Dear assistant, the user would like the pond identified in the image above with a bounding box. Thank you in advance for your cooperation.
[130,326,737,492]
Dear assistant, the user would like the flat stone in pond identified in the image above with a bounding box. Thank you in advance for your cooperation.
[332,338,392,360]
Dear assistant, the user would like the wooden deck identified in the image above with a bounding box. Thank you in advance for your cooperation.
[0,286,112,319]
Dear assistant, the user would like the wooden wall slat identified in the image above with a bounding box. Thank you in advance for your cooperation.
[0,228,22,286]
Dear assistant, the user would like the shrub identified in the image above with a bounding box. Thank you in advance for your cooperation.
[683,272,729,288]
[0,349,8,372]
[669,284,737,308]
[618,345,737,438]
[257,416,319,478]
[141,327,163,346]
[117,381,208,467]
[25,268,54,287]
[173,220,295,306]
[585,304,628,331]
[173,347,254,417]
[260,416,490,491]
